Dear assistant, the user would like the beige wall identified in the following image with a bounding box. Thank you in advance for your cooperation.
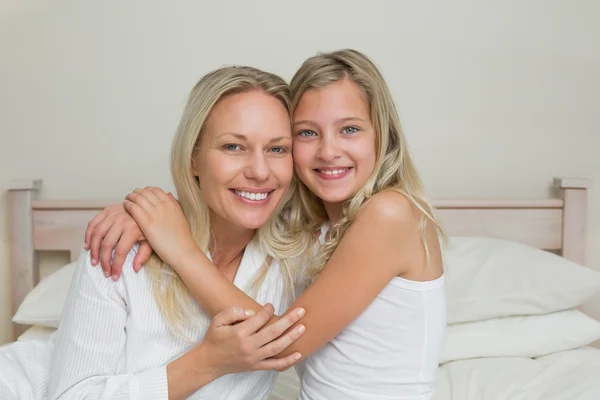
[1,0,599,344]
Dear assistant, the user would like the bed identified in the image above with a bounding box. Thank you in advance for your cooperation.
[4,177,600,400]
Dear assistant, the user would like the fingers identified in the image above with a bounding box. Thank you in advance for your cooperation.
[237,304,275,337]
[211,306,254,328]
[99,224,124,277]
[252,307,305,348]
[257,323,305,361]
[89,214,116,266]
[85,211,107,250]
[111,229,141,278]
[123,200,150,226]
[133,240,153,272]
[254,352,302,372]
[146,187,170,202]
[126,192,155,215]
[132,187,162,207]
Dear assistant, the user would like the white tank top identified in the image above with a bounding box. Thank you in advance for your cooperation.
[298,225,446,400]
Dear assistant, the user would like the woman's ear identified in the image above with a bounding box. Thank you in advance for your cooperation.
[190,152,201,183]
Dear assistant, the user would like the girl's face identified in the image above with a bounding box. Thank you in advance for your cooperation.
[292,79,377,213]
[194,90,293,230]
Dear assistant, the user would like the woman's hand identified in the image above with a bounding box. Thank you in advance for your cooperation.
[84,203,153,280]
[167,303,306,400]
[199,303,306,373]
[123,187,197,268]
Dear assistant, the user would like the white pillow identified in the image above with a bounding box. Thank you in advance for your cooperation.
[445,237,600,324]
[441,309,600,364]
[12,261,76,328]
[17,325,57,342]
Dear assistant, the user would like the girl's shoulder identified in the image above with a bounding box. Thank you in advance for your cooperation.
[357,190,418,226]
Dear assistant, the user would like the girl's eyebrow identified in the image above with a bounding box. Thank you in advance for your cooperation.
[293,117,366,127]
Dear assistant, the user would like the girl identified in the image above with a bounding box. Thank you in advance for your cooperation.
[88,49,446,399]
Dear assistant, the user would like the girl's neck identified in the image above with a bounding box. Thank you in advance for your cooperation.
[323,201,344,224]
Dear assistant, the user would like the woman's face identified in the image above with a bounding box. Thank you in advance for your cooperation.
[194,90,293,230]
[292,79,377,209]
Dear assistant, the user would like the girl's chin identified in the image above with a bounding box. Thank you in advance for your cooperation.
[316,191,355,205]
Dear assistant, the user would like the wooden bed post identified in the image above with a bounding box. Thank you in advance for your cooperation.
[554,177,592,266]
[4,179,42,340]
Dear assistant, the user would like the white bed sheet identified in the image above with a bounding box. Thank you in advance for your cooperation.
[271,348,600,400]
[433,347,600,400]
[7,329,600,400]
[0,336,53,399]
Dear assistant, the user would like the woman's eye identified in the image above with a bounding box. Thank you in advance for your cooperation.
[224,144,241,151]
[270,146,287,154]
[342,126,359,135]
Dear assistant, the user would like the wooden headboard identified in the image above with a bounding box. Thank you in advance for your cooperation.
[4,177,591,340]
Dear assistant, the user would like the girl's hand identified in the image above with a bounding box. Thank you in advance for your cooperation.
[84,203,153,280]
[124,187,197,268]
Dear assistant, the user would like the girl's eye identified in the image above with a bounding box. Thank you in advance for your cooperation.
[224,144,241,151]
[298,130,317,137]
[342,126,359,135]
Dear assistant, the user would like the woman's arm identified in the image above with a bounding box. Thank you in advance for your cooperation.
[49,249,204,399]
[49,248,306,399]
[125,188,439,362]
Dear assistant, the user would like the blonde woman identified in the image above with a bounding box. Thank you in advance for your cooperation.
[0,66,310,400]
[88,49,447,399]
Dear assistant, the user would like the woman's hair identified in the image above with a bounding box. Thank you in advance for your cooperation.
[289,49,445,280]
[146,66,311,335]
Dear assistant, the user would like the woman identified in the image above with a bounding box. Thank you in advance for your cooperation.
[0,66,308,400]
[88,49,447,399]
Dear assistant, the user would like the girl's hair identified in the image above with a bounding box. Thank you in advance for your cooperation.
[146,66,311,335]
[289,49,445,280]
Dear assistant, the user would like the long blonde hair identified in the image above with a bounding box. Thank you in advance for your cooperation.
[147,66,311,333]
[289,49,445,280]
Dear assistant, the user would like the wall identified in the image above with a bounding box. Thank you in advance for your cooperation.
[1,0,598,344]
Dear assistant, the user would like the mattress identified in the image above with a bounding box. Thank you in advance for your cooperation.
[433,347,600,400]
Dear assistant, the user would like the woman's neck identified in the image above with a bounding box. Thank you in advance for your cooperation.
[209,213,255,269]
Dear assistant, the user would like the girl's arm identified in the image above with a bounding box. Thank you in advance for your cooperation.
[125,187,440,362]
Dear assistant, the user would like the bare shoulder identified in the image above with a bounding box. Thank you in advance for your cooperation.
[351,190,443,279]
[355,190,418,228]
[345,190,420,250]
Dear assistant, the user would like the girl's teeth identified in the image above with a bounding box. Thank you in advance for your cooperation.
[321,169,347,175]
[234,190,269,201]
